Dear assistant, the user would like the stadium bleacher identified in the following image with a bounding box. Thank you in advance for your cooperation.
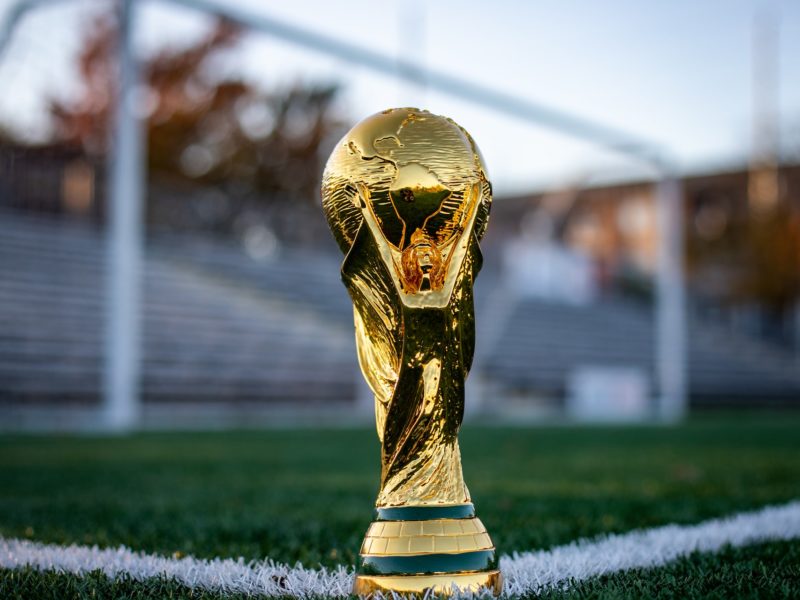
[481,297,800,408]
[1,209,798,427]
[0,211,358,415]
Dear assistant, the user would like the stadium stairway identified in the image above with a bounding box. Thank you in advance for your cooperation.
[479,295,800,408]
[1,209,798,426]
[0,211,358,420]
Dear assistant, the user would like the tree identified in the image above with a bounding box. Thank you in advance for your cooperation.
[688,189,800,346]
[48,9,344,239]
[736,207,800,317]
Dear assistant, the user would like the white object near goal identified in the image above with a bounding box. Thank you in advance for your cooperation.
[567,366,650,422]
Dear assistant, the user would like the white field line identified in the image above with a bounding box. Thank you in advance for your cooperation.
[500,500,800,596]
[1,500,799,598]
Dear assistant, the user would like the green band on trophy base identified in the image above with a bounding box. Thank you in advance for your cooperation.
[375,504,476,521]
[360,550,497,576]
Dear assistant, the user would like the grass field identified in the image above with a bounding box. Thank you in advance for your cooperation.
[1,414,799,598]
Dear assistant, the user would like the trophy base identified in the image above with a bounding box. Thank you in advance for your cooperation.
[354,503,501,597]
[353,570,502,596]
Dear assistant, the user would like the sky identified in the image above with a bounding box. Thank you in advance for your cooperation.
[0,0,799,194]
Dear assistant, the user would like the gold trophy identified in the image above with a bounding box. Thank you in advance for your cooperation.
[321,108,500,596]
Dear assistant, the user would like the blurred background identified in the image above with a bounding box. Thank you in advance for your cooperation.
[0,0,798,430]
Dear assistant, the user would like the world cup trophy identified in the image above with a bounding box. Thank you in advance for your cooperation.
[321,108,500,596]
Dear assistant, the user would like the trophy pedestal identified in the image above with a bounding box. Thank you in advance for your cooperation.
[353,571,502,596]
[353,504,501,596]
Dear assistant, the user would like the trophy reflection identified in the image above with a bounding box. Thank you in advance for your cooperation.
[321,108,501,596]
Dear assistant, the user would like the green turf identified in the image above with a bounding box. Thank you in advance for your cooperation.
[537,539,800,599]
[3,540,797,600]
[1,414,799,598]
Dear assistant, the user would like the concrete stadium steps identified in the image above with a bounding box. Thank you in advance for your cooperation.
[0,211,357,406]
[482,298,800,405]
[2,209,799,412]
[150,237,354,327]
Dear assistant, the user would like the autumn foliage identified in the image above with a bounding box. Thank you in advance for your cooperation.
[49,10,344,237]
